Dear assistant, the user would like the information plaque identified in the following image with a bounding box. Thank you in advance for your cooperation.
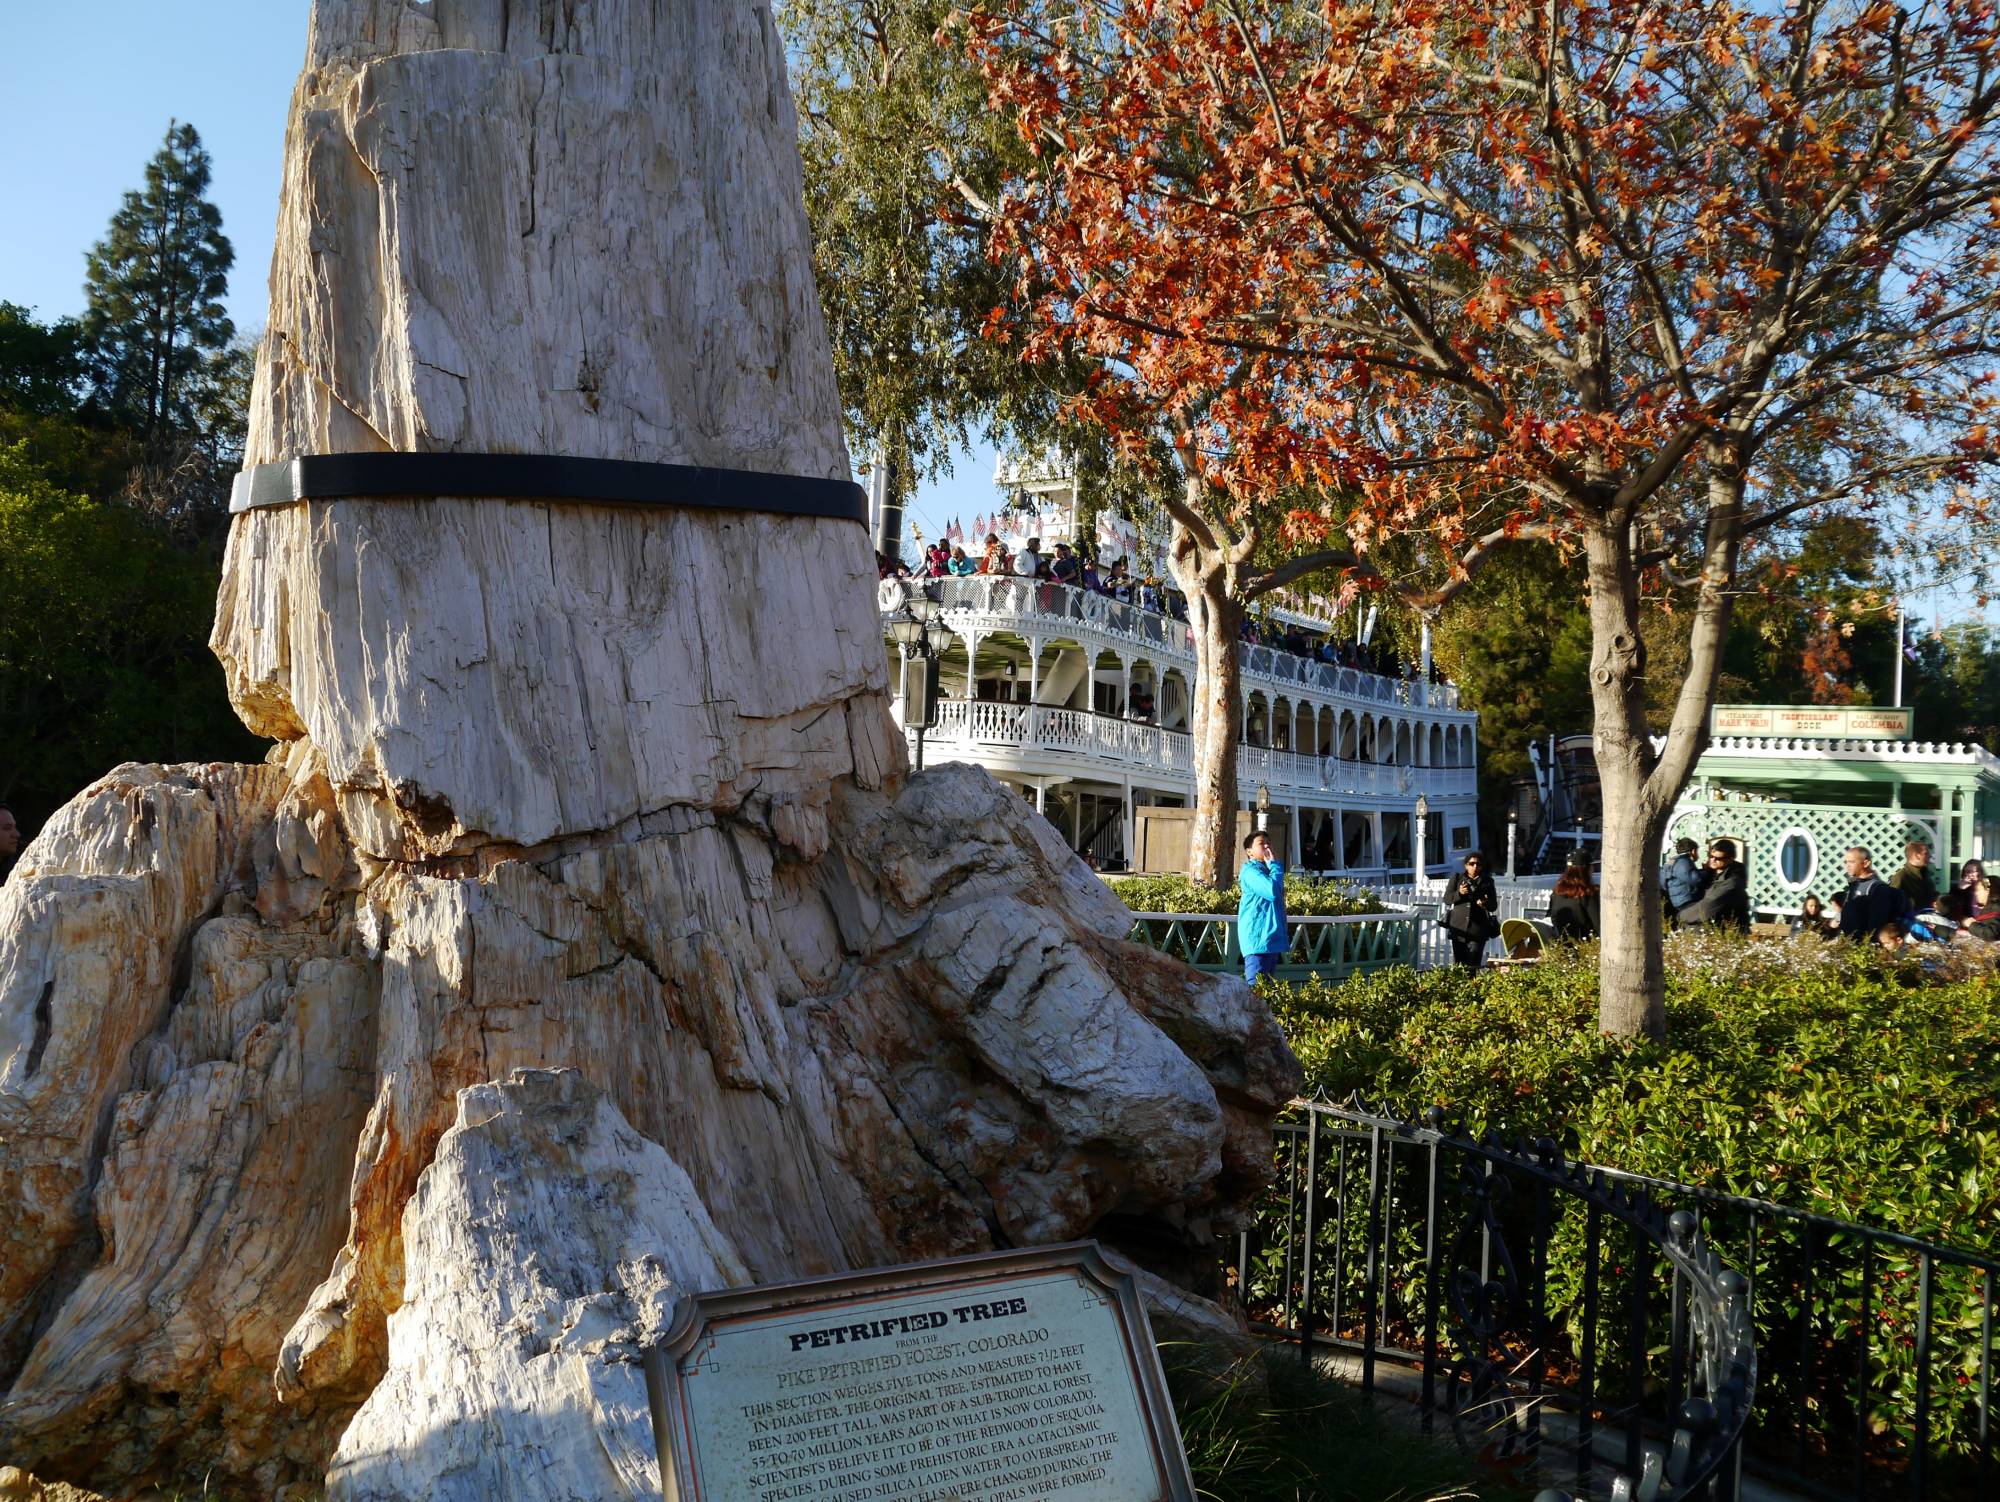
[642,1241,1196,1502]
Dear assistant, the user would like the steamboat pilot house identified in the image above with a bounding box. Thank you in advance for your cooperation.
[877,456,1480,879]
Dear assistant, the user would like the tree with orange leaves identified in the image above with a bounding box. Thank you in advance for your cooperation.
[958,0,2000,1036]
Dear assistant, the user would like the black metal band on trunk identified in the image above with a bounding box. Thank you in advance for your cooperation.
[229,453,868,525]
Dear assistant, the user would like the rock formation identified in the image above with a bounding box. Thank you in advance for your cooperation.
[0,1,1300,1493]
[325,1068,746,1502]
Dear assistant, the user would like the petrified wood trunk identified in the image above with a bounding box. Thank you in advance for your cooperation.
[0,1,1299,1492]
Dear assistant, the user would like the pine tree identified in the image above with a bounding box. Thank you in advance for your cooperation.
[81,121,234,445]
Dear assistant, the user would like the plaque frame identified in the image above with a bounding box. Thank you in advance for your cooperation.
[641,1239,1197,1502]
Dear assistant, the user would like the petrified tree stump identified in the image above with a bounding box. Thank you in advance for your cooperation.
[0,1,1299,1492]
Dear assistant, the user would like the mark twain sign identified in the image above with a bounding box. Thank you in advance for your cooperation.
[1710,703,1914,740]
[642,1242,1195,1502]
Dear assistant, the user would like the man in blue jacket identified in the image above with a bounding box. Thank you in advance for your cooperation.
[1238,831,1289,982]
[1661,837,1708,921]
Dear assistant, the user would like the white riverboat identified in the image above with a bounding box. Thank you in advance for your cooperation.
[878,573,1480,879]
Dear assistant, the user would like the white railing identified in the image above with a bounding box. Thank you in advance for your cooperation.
[1237,746,1477,799]
[884,576,1467,716]
[920,700,1474,800]
[930,701,1198,777]
[1702,736,2000,768]
[1123,882,1553,974]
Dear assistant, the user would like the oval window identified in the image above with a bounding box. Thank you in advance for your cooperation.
[1775,828,1817,890]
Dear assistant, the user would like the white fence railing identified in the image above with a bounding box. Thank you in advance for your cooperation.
[920,700,1477,802]
[929,700,1197,777]
[885,576,1467,714]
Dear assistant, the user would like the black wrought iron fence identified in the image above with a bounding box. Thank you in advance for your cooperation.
[1581,1161,1998,1502]
[1227,1099,1997,1502]
[1227,1099,1757,1501]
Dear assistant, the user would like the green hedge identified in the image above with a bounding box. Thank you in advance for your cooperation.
[1267,930,2000,1249]
[1260,930,2000,1477]
[1104,871,1388,917]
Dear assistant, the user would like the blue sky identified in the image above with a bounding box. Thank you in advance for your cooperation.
[0,5,298,332]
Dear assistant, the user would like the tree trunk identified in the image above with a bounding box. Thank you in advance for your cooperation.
[0,4,1302,1493]
[1172,537,1244,890]
[1581,518,1670,1039]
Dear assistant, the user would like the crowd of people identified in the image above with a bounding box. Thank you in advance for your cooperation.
[880,537,1442,682]
[883,535,1177,610]
[1429,835,1997,974]
[1628,837,1994,949]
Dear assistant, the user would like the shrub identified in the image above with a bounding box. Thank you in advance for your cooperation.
[1106,871,1388,917]
[1259,933,2000,1480]
[1268,934,2000,1249]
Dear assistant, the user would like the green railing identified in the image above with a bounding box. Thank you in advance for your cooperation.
[1124,909,1419,980]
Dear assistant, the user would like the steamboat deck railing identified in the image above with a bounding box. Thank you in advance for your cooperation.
[883,575,1468,714]
[924,698,1477,801]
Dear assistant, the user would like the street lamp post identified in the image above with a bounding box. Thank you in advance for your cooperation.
[1414,793,1430,888]
[886,591,956,771]
[1255,783,1271,836]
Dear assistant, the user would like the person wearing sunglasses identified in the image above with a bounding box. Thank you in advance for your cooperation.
[1676,841,1750,931]
[1938,858,1986,923]
[1443,851,1499,970]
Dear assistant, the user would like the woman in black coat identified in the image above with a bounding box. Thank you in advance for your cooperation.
[1443,852,1498,971]
[1547,857,1600,941]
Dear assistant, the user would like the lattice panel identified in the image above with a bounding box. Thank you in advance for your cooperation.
[1666,800,1943,910]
